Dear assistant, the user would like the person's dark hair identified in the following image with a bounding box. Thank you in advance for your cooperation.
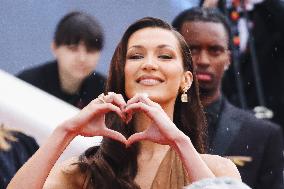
[54,11,104,51]
[172,7,232,50]
[78,17,207,189]
[199,0,227,13]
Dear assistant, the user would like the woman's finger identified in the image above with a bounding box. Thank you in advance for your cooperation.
[127,93,155,106]
[104,92,127,110]
[100,128,127,144]
[77,102,126,124]
[126,131,147,147]
[124,102,156,121]
[95,103,126,120]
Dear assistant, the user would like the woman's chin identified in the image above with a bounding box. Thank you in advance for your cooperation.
[131,92,166,102]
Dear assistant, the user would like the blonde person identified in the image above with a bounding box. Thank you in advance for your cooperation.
[0,125,38,188]
[8,17,240,189]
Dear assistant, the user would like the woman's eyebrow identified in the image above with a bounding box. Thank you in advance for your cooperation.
[127,45,143,51]
[127,44,176,51]
[157,44,175,49]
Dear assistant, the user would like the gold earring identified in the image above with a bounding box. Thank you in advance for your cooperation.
[181,87,188,103]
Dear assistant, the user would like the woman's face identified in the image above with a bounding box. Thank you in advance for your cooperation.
[124,27,192,106]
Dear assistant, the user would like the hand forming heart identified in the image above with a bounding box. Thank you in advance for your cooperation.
[63,92,182,147]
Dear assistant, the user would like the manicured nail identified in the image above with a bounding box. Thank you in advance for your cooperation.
[141,93,148,98]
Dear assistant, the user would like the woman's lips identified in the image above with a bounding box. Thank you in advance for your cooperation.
[138,78,162,86]
[137,75,164,86]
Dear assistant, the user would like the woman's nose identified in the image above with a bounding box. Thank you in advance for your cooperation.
[141,57,158,71]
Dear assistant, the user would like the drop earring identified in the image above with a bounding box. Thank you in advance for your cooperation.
[181,86,189,103]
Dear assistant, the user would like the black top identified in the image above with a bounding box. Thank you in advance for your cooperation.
[17,60,106,109]
[0,131,39,188]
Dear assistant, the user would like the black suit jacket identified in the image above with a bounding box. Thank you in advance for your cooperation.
[17,61,106,109]
[210,99,284,189]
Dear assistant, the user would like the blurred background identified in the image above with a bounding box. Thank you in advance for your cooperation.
[0,0,198,75]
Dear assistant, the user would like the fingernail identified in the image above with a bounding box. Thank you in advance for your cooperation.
[142,93,148,98]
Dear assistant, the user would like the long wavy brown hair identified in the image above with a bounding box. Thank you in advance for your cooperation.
[78,17,207,189]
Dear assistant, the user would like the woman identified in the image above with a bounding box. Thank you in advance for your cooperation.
[8,17,240,189]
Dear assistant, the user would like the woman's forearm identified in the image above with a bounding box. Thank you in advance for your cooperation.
[7,124,76,189]
[171,132,215,182]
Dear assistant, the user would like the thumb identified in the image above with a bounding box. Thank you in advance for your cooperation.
[102,128,127,144]
[126,132,146,147]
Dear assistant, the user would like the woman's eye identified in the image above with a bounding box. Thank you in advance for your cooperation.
[128,54,144,59]
[158,54,172,59]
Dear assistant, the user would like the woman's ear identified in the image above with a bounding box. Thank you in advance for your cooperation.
[181,71,193,91]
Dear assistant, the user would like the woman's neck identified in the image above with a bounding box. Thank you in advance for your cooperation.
[134,102,174,156]
[134,101,174,132]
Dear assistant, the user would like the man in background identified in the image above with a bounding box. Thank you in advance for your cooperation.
[200,0,284,132]
[17,11,105,109]
[173,7,284,189]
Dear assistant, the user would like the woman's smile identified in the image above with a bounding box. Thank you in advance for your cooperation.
[136,74,164,86]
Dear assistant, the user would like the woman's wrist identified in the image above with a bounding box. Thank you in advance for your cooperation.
[170,130,194,153]
[55,121,77,142]
[170,131,215,181]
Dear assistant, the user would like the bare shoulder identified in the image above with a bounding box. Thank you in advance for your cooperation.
[43,157,87,189]
[200,154,241,180]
